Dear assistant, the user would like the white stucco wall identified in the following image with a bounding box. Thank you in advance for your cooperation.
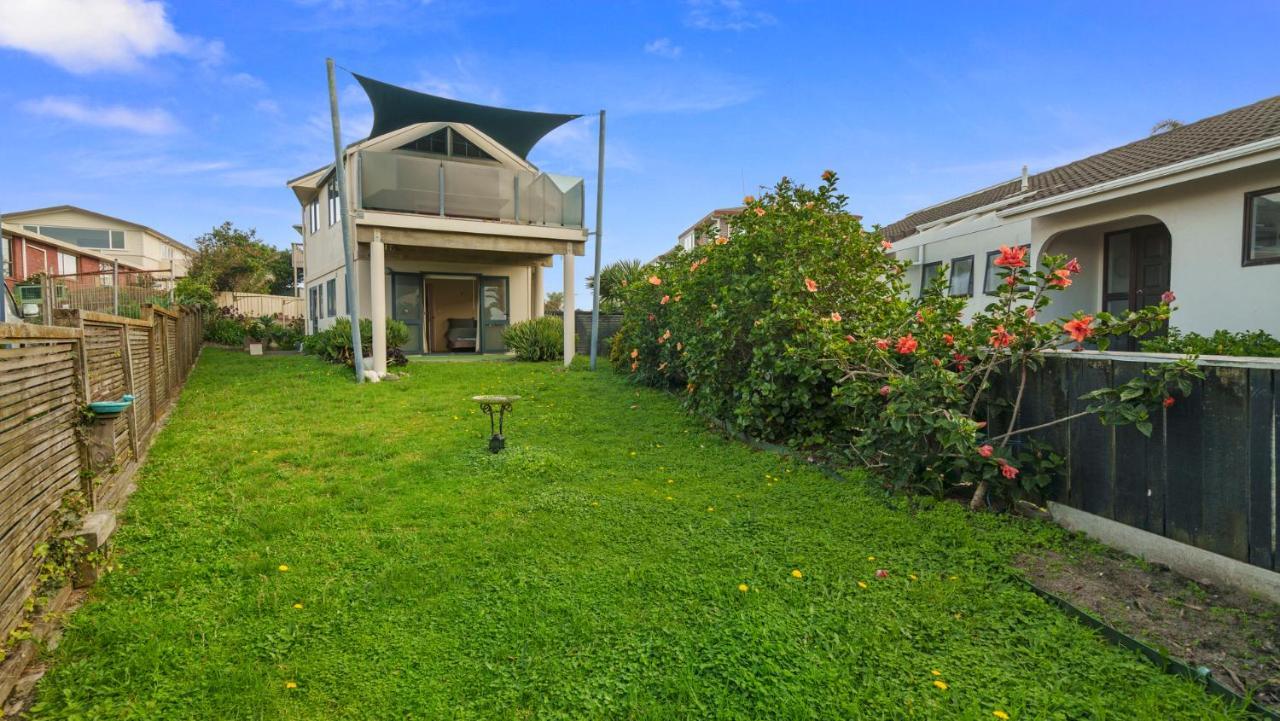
[892,159,1280,337]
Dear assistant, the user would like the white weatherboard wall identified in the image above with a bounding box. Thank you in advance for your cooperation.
[893,159,1280,337]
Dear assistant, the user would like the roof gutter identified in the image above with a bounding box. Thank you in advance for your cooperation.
[998,135,1280,217]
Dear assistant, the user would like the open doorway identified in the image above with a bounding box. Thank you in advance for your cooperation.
[425,276,478,353]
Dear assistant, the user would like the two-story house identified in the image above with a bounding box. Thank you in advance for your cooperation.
[2,205,194,278]
[288,74,588,372]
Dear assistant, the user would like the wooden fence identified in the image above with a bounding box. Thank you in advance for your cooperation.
[1000,351,1279,573]
[215,291,303,318]
[548,310,623,357]
[0,305,202,640]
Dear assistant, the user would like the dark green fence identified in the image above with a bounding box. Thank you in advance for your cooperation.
[1004,351,1278,572]
[549,311,622,358]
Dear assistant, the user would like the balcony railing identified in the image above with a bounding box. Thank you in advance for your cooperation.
[358,150,584,229]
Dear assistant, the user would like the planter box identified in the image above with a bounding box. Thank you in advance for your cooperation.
[247,342,263,356]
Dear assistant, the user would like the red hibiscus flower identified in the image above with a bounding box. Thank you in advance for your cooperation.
[660,295,670,305]
[989,325,1015,348]
[830,312,842,322]
[1049,269,1073,288]
[753,207,766,216]
[942,333,954,346]
[1063,316,1094,344]
[845,335,856,343]
[999,462,1019,480]
[952,352,970,371]
[875,569,889,579]
[896,334,918,354]
[977,444,993,458]
[1161,290,1176,304]
[1064,257,1082,274]
[822,169,836,182]
[879,385,890,397]
[1163,396,1175,408]
[647,275,662,286]
[993,245,1027,268]
[804,278,818,293]
[875,338,890,351]
[881,240,894,250]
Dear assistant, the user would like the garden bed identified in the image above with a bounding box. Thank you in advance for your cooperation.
[1017,549,1280,710]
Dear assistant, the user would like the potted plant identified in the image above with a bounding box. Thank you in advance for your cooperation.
[245,318,267,355]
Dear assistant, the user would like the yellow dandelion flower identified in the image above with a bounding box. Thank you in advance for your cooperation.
[667,479,674,484]
[867,556,876,561]
[285,681,298,689]
[993,712,1010,720]
[591,501,599,507]
[857,581,868,589]
[665,496,673,501]
[629,451,637,457]
[707,506,715,512]
[278,565,289,572]
[909,574,918,581]
[292,603,303,609]
[930,669,942,676]
[738,583,749,592]
[949,575,958,581]
[933,680,948,691]
[790,569,803,579]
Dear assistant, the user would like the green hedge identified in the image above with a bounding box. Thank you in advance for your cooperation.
[303,318,410,367]
[503,316,563,361]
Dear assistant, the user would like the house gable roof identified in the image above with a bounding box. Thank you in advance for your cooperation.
[884,94,1280,243]
[2,205,195,254]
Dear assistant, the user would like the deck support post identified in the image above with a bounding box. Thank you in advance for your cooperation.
[370,230,387,375]
[532,265,544,318]
[562,248,574,365]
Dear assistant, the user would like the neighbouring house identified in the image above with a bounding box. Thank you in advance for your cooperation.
[1,205,195,278]
[287,73,588,369]
[3,222,147,319]
[677,206,744,251]
[883,95,1280,346]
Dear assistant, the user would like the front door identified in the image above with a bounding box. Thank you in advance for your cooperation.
[1103,223,1171,351]
[389,272,424,354]
[479,276,509,353]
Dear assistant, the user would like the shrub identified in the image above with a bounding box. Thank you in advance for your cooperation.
[204,307,248,345]
[503,316,563,361]
[173,277,216,311]
[1141,327,1280,357]
[303,317,410,367]
[204,307,304,349]
[612,172,1197,508]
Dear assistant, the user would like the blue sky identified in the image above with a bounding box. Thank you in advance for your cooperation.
[2,0,1278,305]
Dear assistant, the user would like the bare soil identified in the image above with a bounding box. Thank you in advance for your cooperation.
[1017,549,1280,710]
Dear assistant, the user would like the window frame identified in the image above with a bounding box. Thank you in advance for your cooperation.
[983,243,1031,295]
[307,199,320,235]
[918,261,943,298]
[1242,185,1280,267]
[326,278,337,317]
[327,180,339,227]
[948,254,974,297]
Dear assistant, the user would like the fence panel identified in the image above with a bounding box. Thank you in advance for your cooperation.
[214,292,304,318]
[1017,352,1279,573]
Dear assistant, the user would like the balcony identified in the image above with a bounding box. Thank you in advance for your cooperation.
[358,150,584,229]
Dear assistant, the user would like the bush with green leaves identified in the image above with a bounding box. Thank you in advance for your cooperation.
[1141,327,1280,358]
[612,172,1197,508]
[173,277,216,311]
[503,316,563,361]
[303,317,410,367]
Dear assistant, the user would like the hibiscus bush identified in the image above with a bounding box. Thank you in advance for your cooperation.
[612,172,1201,507]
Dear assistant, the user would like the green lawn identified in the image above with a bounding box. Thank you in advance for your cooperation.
[31,349,1247,720]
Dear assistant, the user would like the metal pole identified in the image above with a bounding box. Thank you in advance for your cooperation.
[327,58,364,383]
[588,109,606,370]
[168,260,175,305]
[112,260,119,315]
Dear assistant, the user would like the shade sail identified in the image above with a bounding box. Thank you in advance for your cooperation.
[354,73,581,160]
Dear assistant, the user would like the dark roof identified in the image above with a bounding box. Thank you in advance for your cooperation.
[354,74,581,160]
[884,94,1280,242]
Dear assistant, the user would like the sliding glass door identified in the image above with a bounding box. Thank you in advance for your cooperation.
[479,276,509,353]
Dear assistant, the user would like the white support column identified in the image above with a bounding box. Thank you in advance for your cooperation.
[562,249,575,365]
[370,229,387,375]
[532,265,544,318]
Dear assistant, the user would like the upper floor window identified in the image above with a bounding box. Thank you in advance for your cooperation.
[21,225,124,250]
[307,199,320,235]
[948,255,974,297]
[327,181,340,226]
[1244,186,1280,266]
[397,127,495,162]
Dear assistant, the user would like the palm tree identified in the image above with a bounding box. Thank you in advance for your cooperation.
[585,259,646,313]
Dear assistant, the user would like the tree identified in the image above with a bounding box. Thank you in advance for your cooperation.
[188,222,292,294]
[543,291,564,313]
[585,258,646,313]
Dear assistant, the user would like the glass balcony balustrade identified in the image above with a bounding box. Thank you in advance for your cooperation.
[358,150,584,229]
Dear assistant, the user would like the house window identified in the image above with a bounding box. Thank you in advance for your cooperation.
[309,286,319,322]
[328,181,339,227]
[919,261,943,297]
[326,278,337,317]
[397,127,495,161]
[948,255,974,297]
[308,199,320,235]
[983,244,1031,294]
[1244,186,1280,266]
[22,225,125,250]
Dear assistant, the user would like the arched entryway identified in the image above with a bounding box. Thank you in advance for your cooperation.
[1040,215,1172,350]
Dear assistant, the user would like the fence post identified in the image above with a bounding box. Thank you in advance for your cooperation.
[41,274,53,326]
[112,260,119,316]
[142,306,159,426]
[119,319,139,459]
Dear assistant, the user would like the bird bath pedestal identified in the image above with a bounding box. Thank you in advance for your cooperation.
[472,395,520,453]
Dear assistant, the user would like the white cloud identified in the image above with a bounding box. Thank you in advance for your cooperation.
[0,0,217,73]
[685,0,775,31]
[225,72,267,91]
[255,99,282,115]
[644,38,683,59]
[21,97,180,135]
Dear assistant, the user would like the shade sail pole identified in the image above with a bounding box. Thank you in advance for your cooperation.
[588,109,606,370]
[328,58,364,383]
